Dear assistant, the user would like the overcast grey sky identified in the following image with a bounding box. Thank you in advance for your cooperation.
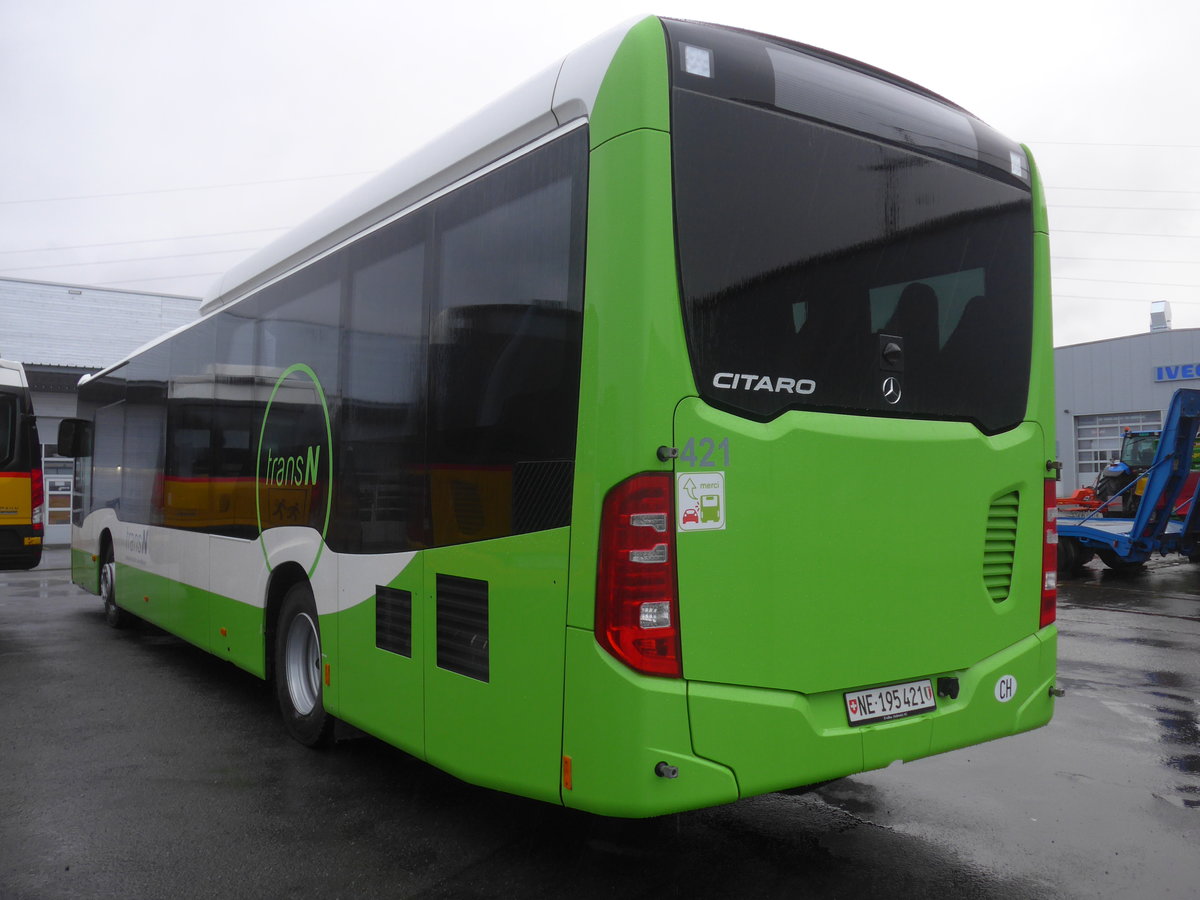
[1,0,1197,347]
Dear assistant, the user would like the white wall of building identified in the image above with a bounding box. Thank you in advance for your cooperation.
[0,277,201,543]
[1055,327,1200,493]
[1,277,199,369]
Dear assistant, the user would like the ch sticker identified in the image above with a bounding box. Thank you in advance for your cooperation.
[994,674,1018,703]
[677,471,725,532]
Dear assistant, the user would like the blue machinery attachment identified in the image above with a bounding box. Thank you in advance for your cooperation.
[1059,389,1200,566]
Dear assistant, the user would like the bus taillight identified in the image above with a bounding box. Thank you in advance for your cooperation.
[1041,479,1056,627]
[31,466,44,533]
[596,472,682,677]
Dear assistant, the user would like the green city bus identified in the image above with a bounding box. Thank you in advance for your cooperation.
[59,16,1058,817]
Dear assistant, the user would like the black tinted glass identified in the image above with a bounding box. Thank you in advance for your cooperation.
[255,257,341,537]
[119,343,169,525]
[0,393,16,466]
[427,129,587,544]
[664,18,1030,187]
[672,90,1033,433]
[210,308,262,491]
[336,213,430,553]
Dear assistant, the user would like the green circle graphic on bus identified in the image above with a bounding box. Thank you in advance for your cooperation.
[255,363,334,577]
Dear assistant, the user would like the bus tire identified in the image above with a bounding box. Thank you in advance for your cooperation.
[99,546,130,629]
[274,582,334,748]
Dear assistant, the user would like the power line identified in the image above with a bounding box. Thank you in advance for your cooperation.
[1055,228,1200,240]
[1053,255,1200,265]
[0,226,287,256]
[1048,186,1200,195]
[0,170,376,205]
[0,246,257,273]
[93,272,222,287]
[1031,141,1200,150]
[1055,294,1200,306]
[1054,276,1200,288]
[1051,203,1200,212]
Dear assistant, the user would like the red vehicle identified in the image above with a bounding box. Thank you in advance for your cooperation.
[1056,486,1103,515]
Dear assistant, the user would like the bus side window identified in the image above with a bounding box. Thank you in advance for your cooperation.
[337,216,429,554]
[426,130,586,545]
[0,395,17,467]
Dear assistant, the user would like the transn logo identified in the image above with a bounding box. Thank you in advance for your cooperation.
[262,445,322,487]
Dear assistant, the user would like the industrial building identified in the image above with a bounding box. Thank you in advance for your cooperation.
[1054,303,1195,494]
[0,277,200,544]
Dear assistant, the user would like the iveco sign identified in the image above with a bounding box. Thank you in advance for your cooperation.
[1154,365,1200,383]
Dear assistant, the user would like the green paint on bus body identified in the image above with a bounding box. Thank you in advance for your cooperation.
[1027,148,1057,452]
[113,561,268,679]
[71,547,99,594]
[333,530,578,806]
[587,16,671,148]
[566,24,688,636]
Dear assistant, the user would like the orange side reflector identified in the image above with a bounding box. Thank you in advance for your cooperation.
[324,663,331,687]
[219,627,228,637]
[562,755,573,791]
[143,596,150,603]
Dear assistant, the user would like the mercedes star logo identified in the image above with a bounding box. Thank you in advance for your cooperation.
[881,376,902,405]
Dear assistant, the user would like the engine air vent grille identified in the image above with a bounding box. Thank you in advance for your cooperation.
[984,491,1019,602]
[436,574,489,682]
[376,586,412,657]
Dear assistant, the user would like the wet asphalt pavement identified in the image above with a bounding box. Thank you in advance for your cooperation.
[1,549,1198,899]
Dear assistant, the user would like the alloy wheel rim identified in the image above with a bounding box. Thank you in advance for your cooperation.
[284,612,321,715]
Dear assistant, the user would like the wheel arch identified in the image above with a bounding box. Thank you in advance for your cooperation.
[264,561,310,682]
[98,528,114,563]
[96,528,115,593]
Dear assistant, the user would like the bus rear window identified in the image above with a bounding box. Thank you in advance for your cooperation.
[670,76,1034,434]
[0,394,16,467]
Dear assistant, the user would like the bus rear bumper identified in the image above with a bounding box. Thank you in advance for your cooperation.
[0,527,42,570]
[686,627,1058,800]
[561,627,740,817]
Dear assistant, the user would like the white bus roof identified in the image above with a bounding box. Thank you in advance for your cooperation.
[0,358,29,390]
[198,16,646,317]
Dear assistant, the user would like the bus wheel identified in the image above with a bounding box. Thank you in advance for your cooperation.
[274,582,334,747]
[99,548,129,629]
